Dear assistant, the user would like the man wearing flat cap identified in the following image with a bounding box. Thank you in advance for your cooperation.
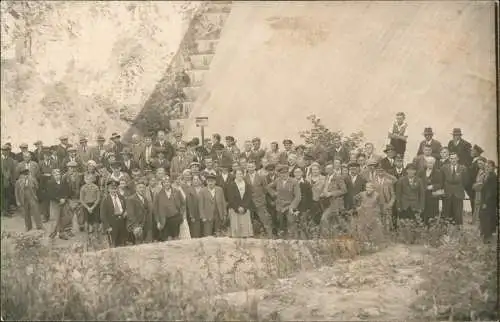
[16,143,35,163]
[77,137,92,164]
[89,135,108,164]
[38,147,56,222]
[447,128,472,167]
[466,144,485,211]
[15,168,43,232]
[395,163,425,224]
[62,146,82,173]
[170,145,191,180]
[56,135,70,161]
[100,179,128,247]
[15,151,39,180]
[126,178,153,244]
[416,127,442,161]
[60,160,83,236]
[153,130,175,162]
[267,164,302,237]
[32,140,44,163]
[109,132,125,160]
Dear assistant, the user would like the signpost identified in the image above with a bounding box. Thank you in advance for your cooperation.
[195,116,209,145]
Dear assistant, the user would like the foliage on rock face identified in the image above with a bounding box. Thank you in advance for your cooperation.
[300,114,365,157]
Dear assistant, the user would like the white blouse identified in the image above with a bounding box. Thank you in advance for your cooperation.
[235,179,246,199]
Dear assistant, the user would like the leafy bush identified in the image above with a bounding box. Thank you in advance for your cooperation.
[300,114,365,159]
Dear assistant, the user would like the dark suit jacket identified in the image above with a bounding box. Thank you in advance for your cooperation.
[379,157,395,173]
[1,155,16,185]
[417,139,442,160]
[216,172,234,198]
[126,193,151,233]
[16,151,36,163]
[481,172,498,211]
[153,188,185,228]
[327,146,349,164]
[395,176,425,211]
[100,194,127,230]
[55,144,69,161]
[344,175,367,210]
[121,159,140,175]
[226,180,254,213]
[441,163,468,199]
[212,150,233,168]
[389,167,407,181]
[183,186,202,221]
[45,178,70,201]
[417,168,443,194]
[296,180,313,212]
[448,139,472,166]
[153,140,175,161]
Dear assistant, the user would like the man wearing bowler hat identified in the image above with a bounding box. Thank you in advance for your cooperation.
[416,127,442,161]
[447,128,472,167]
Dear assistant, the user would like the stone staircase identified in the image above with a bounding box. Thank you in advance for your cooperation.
[125,1,232,139]
[178,3,232,123]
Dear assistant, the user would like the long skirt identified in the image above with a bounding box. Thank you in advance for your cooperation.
[229,209,253,238]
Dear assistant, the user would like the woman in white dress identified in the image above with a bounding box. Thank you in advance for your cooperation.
[226,168,254,238]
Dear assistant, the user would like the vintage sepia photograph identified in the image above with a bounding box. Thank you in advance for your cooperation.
[0,0,498,320]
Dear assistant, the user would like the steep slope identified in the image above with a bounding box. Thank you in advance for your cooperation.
[184,1,497,160]
[1,1,200,146]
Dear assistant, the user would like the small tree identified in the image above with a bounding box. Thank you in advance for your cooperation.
[300,114,365,160]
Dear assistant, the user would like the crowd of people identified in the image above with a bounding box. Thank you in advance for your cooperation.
[1,112,498,246]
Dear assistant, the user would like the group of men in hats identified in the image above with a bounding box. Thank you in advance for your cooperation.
[1,112,497,244]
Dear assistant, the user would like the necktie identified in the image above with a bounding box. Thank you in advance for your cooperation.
[452,166,456,176]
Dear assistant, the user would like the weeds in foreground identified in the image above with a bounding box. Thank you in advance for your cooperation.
[1,211,496,321]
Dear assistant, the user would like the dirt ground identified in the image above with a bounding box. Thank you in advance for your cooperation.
[1,212,433,320]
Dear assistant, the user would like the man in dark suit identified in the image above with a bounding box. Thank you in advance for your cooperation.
[416,127,442,161]
[465,144,484,211]
[32,140,44,163]
[100,180,128,247]
[153,130,175,162]
[438,147,451,169]
[447,128,472,167]
[344,162,367,211]
[327,136,349,164]
[251,137,266,169]
[1,144,17,216]
[16,143,35,163]
[441,152,468,226]
[212,143,233,169]
[38,148,56,222]
[89,135,108,165]
[379,144,397,173]
[389,154,407,180]
[55,136,70,162]
[198,174,227,236]
[46,168,71,239]
[266,165,302,237]
[479,160,498,243]
[120,148,139,175]
[109,133,125,161]
[216,164,234,200]
[126,178,152,244]
[138,135,154,171]
[395,164,425,223]
[245,161,273,238]
[292,167,313,239]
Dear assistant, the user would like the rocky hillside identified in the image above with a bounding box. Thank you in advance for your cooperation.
[1,1,200,146]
